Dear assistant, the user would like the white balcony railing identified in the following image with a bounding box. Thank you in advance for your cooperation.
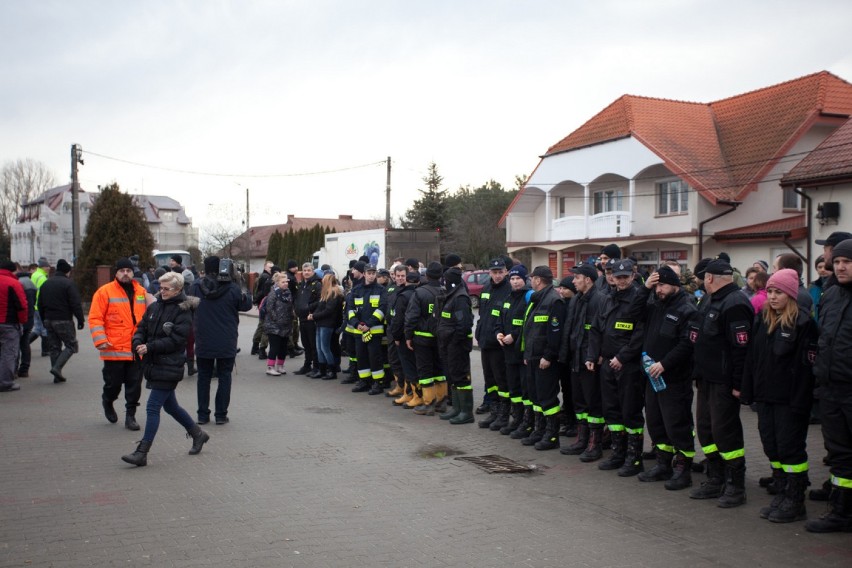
[550,211,631,241]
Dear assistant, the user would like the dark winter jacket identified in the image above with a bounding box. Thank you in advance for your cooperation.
[587,284,645,368]
[475,276,511,350]
[36,273,84,324]
[522,285,565,362]
[740,309,818,414]
[436,282,473,344]
[311,293,343,329]
[253,270,274,306]
[495,285,532,365]
[405,280,442,345]
[262,286,294,337]
[294,273,322,320]
[133,293,198,390]
[16,272,36,328]
[389,284,415,342]
[814,281,852,396]
[347,280,388,334]
[636,286,697,383]
[189,276,252,358]
[559,285,604,372]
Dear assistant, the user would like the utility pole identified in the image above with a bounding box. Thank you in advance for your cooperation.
[245,186,250,272]
[70,144,84,262]
[385,156,391,229]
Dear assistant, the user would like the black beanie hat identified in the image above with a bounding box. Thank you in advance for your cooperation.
[204,256,220,275]
[655,265,681,286]
[601,244,621,258]
[444,253,461,267]
[405,271,421,284]
[426,262,443,280]
[831,238,852,262]
[352,261,366,274]
[287,259,298,269]
[56,259,72,274]
[444,267,462,289]
[116,257,134,271]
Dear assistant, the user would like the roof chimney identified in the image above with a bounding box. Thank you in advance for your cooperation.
[338,214,353,220]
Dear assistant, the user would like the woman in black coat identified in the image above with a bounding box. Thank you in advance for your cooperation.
[122,272,209,467]
[260,271,294,376]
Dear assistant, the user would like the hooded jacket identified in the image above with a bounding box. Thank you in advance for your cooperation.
[189,276,252,359]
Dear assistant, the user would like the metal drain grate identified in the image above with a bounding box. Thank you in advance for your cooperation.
[455,455,535,474]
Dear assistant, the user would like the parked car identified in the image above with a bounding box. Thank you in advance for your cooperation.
[463,270,490,308]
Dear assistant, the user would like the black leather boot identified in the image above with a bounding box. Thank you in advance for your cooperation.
[806,486,852,533]
[187,425,210,455]
[717,458,747,508]
[638,448,674,482]
[368,380,384,395]
[500,402,524,435]
[579,426,604,462]
[521,413,545,446]
[351,379,371,393]
[103,399,118,424]
[534,415,561,450]
[509,407,534,439]
[690,455,725,499]
[618,433,645,477]
[810,478,833,501]
[769,472,809,523]
[561,421,590,455]
[598,430,627,470]
[762,467,784,495]
[125,411,140,431]
[121,440,152,466]
[478,397,500,429]
[665,453,693,490]
[489,398,511,431]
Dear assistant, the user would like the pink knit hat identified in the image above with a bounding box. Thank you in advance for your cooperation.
[766,268,799,299]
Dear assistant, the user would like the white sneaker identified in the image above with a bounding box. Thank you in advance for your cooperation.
[275,365,287,375]
[266,366,281,376]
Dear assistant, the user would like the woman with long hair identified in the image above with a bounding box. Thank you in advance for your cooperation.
[741,268,818,523]
[261,272,294,376]
[308,273,343,380]
[750,271,769,314]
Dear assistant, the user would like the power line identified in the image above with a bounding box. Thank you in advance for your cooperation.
[82,150,386,178]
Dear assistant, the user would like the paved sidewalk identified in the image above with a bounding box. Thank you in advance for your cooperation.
[1,316,850,567]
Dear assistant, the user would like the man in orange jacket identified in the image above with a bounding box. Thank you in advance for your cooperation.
[89,258,151,430]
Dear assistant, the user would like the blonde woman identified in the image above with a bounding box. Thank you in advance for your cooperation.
[308,273,344,380]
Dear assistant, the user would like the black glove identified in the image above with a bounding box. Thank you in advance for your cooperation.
[77,320,85,330]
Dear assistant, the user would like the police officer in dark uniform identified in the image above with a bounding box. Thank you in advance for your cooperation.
[346,264,388,395]
[404,262,446,414]
[495,265,532,435]
[520,266,567,451]
[436,267,475,424]
[689,258,752,508]
[389,270,421,406]
[586,258,646,476]
[559,264,606,461]
[635,265,698,490]
[475,258,513,430]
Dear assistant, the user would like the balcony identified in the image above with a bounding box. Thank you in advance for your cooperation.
[551,211,631,241]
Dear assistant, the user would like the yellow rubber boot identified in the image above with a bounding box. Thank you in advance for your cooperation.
[403,386,424,409]
[394,382,412,406]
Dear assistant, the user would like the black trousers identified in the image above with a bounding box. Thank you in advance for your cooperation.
[355,333,385,380]
[267,334,287,362]
[438,334,472,388]
[505,360,526,402]
[756,402,808,471]
[600,362,645,431]
[387,342,404,382]
[413,340,442,386]
[695,379,744,461]
[299,319,317,368]
[571,367,603,423]
[558,361,573,412]
[645,379,694,454]
[102,359,142,411]
[17,322,32,373]
[481,348,507,398]
[330,329,341,370]
[396,340,418,382]
[529,358,560,415]
[820,394,852,483]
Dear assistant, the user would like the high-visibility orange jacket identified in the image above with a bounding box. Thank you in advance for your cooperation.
[89,279,148,361]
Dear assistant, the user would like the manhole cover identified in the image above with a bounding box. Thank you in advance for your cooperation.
[455,455,535,474]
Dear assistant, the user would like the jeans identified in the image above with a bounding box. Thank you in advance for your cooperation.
[142,388,196,443]
[196,357,235,421]
[316,326,335,365]
[0,324,21,388]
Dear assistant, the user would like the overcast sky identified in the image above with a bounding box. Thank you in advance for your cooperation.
[2,0,851,237]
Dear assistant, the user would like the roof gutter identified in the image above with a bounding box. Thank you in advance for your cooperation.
[698,199,741,259]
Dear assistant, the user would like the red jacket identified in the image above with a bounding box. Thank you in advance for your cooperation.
[0,269,28,325]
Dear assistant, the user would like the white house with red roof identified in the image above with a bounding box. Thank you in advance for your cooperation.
[500,71,852,279]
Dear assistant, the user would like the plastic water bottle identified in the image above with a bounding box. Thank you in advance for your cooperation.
[641,351,667,392]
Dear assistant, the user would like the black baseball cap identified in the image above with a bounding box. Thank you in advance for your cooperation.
[488,258,505,270]
[570,264,598,281]
[816,231,852,247]
[612,259,634,277]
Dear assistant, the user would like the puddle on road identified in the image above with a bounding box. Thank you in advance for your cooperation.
[415,444,465,459]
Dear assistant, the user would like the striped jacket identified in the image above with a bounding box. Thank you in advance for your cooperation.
[89,279,148,361]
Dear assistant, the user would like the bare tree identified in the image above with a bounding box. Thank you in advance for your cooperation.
[200,221,243,259]
[0,158,57,236]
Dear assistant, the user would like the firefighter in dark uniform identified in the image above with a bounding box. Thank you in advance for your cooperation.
[404,262,446,415]
[807,238,852,532]
[559,264,606,461]
[586,258,646,477]
[346,264,388,395]
[635,265,698,490]
[689,258,752,508]
[595,244,621,296]
[389,271,421,407]
[494,265,532,436]
[520,266,567,451]
[475,258,513,430]
[436,267,475,424]
[383,266,405,398]
[340,262,365,384]
[555,276,578,438]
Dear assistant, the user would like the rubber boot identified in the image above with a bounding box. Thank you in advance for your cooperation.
[769,472,808,523]
[449,388,475,424]
[639,448,674,482]
[125,411,140,431]
[187,358,196,376]
[121,440,152,467]
[433,382,449,413]
[403,386,424,409]
[561,421,590,455]
[413,384,437,415]
[509,407,534,439]
[521,413,545,446]
[386,379,403,397]
[665,453,693,490]
[440,387,461,420]
[690,455,725,499]
[500,402,524,435]
[50,349,73,383]
[580,426,604,462]
[598,430,627,471]
[187,424,210,455]
[760,471,788,519]
[534,415,561,450]
[489,398,511,431]
[806,486,852,533]
[478,395,500,428]
[394,382,413,406]
[717,458,747,508]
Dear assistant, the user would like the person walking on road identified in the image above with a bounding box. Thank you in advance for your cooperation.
[122,271,208,466]
[0,260,28,393]
[37,259,84,383]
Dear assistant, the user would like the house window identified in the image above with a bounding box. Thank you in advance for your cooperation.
[657,180,689,215]
[557,197,566,218]
[783,187,803,210]
[593,190,623,214]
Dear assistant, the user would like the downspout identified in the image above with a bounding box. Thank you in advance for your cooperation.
[698,199,741,259]
[794,187,812,283]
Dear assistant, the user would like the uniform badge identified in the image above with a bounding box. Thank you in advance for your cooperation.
[807,349,817,364]
[689,330,698,343]
[735,330,749,345]
[550,317,559,327]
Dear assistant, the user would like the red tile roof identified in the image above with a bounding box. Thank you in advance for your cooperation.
[781,117,852,186]
[713,214,807,242]
[543,71,852,204]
